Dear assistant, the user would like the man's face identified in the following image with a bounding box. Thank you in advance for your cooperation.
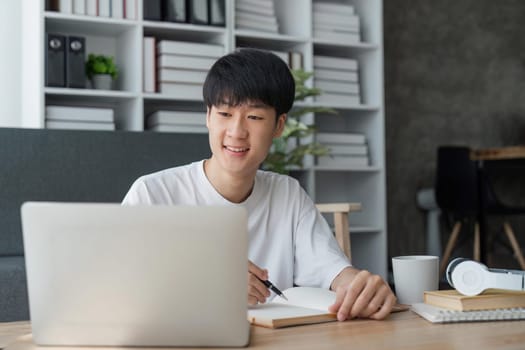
[206,102,286,177]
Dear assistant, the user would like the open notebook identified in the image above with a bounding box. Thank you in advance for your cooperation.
[248,287,409,328]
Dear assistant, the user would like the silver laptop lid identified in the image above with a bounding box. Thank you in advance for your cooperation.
[21,202,249,347]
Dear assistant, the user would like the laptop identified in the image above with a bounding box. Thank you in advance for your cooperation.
[21,202,250,347]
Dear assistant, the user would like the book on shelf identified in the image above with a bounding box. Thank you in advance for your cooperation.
[72,0,85,15]
[112,0,124,19]
[326,144,368,156]
[317,155,369,167]
[86,0,97,16]
[149,124,208,133]
[66,36,85,88]
[157,82,203,99]
[315,93,360,106]
[157,68,207,84]
[248,287,338,329]
[45,33,66,87]
[46,120,115,131]
[236,0,274,10]
[315,80,360,95]
[143,0,161,21]
[235,1,275,16]
[209,0,226,26]
[235,18,279,33]
[314,55,358,71]
[312,2,355,16]
[314,69,359,83]
[235,11,278,25]
[317,132,366,145]
[125,0,137,19]
[424,290,525,312]
[98,0,110,17]
[314,30,360,44]
[411,302,525,324]
[157,54,217,71]
[157,40,223,58]
[313,12,360,27]
[162,0,187,22]
[143,37,156,93]
[58,0,72,14]
[147,111,206,127]
[188,0,208,25]
[45,106,114,123]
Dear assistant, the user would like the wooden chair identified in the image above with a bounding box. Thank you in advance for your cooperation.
[316,203,362,260]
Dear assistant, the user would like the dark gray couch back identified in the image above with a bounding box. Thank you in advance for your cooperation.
[0,128,210,256]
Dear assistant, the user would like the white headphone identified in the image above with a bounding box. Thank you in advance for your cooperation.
[446,258,525,296]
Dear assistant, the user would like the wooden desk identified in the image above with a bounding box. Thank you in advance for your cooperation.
[2,312,524,350]
[471,146,525,160]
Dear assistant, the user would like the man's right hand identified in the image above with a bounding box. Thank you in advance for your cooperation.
[248,260,270,305]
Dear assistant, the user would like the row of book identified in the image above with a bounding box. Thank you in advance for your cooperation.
[143,0,226,26]
[235,0,279,33]
[412,289,525,323]
[316,132,369,167]
[45,105,116,130]
[313,55,361,106]
[313,2,361,44]
[47,0,138,20]
[144,39,224,97]
[146,110,206,133]
[46,33,86,88]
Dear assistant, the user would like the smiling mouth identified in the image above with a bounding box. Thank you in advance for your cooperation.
[224,146,250,153]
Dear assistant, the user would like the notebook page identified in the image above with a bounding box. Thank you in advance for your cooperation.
[273,287,336,311]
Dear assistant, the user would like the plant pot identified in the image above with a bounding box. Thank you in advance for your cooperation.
[92,74,113,90]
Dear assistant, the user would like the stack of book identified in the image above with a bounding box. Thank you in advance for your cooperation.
[235,0,279,33]
[146,110,207,133]
[313,55,360,105]
[45,105,115,131]
[411,289,525,323]
[312,2,360,44]
[48,0,138,20]
[316,132,369,167]
[155,40,223,99]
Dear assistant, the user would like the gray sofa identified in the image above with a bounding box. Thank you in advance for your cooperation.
[0,128,210,321]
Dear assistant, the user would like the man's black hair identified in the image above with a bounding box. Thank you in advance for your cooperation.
[203,48,296,118]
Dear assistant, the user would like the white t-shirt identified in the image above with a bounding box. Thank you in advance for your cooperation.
[122,160,350,293]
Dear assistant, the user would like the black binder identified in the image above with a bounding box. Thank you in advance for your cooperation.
[66,36,86,88]
[45,33,66,87]
[208,0,225,26]
[144,0,162,21]
[162,0,187,23]
[188,0,208,25]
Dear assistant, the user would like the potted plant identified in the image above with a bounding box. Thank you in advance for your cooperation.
[85,54,118,90]
[263,69,335,174]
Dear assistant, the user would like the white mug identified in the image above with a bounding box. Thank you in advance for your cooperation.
[392,255,439,304]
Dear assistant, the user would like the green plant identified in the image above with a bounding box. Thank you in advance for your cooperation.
[85,54,118,80]
[263,69,335,174]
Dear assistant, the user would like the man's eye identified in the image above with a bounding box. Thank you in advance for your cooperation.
[218,112,230,117]
[248,115,263,120]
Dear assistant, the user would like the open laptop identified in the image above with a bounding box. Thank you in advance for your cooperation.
[21,202,250,347]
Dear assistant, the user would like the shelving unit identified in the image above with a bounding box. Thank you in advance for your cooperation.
[21,0,387,278]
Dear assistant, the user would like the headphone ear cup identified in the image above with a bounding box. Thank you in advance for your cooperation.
[446,257,470,287]
[451,260,489,296]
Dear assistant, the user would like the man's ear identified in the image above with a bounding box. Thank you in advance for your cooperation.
[205,106,211,129]
[274,113,287,137]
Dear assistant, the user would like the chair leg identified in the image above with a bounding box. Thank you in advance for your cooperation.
[473,222,480,262]
[440,221,462,277]
[503,222,525,270]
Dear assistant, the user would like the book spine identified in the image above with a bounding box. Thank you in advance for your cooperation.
[157,40,223,58]
[45,33,66,87]
[66,36,86,88]
[72,0,85,14]
[157,54,216,70]
[112,0,124,18]
[157,68,208,84]
[143,37,156,93]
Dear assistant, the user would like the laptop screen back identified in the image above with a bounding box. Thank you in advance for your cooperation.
[21,202,249,347]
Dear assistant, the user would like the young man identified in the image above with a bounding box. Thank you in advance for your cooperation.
[123,48,396,320]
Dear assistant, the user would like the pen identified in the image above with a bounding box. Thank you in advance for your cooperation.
[257,277,288,301]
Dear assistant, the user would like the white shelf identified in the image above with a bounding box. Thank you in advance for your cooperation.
[22,0,387,279]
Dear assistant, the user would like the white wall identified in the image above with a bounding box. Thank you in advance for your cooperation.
[0,1,21,127]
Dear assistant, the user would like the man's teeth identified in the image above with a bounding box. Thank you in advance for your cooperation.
[226,146,248,152]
